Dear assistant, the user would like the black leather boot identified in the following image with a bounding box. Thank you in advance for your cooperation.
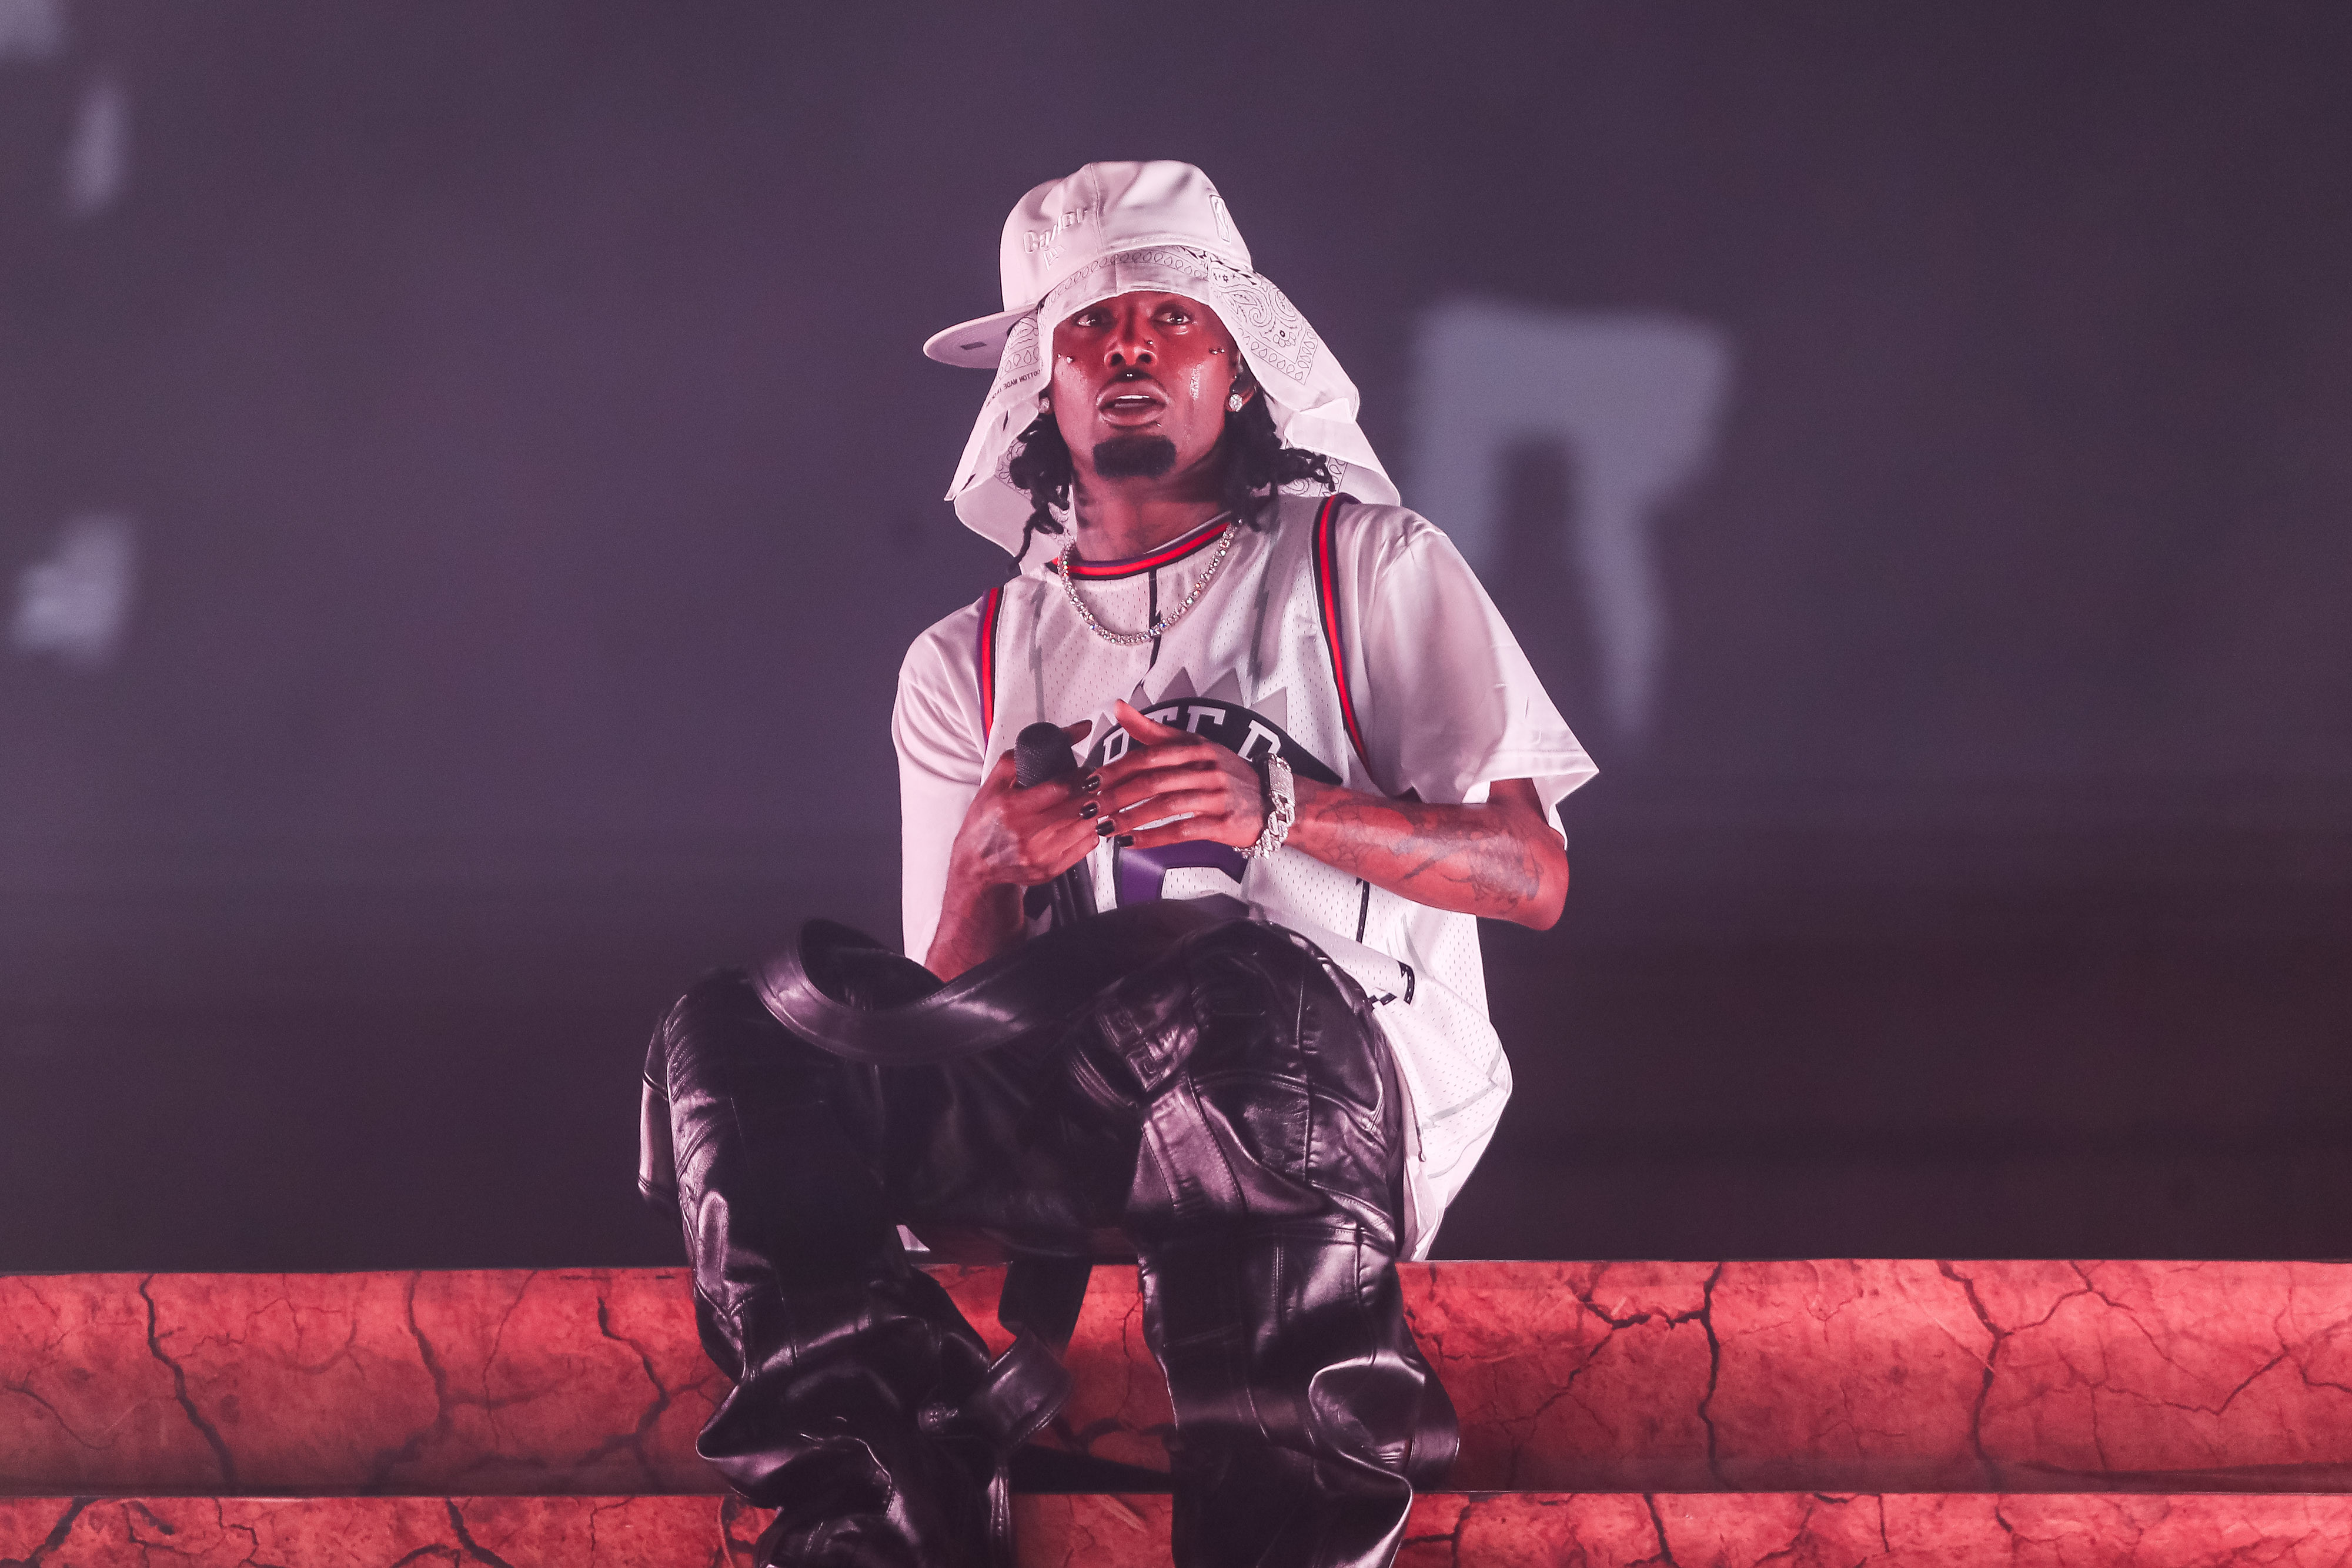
[1143,1225,1455,1568]
[653,906,1457,1568]
[651,970,997,1567]
[1085,920,1459,1568]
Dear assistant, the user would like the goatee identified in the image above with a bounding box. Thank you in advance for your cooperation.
[1091,434,1179,480]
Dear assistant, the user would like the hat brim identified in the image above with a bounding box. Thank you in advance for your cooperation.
[922,307,1028,368]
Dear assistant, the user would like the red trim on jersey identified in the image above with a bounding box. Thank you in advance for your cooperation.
[975,584,1004,738]
[1310,494,1371,768]
[1060,516,1227,580]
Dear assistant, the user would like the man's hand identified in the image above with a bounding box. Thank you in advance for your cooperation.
[1094,698,1567,927]
[1099,701,1568,930]
[946,718,1104,888]
[926,719,1098,979]
[1093,700,1265,850]
[928,703,1571,982]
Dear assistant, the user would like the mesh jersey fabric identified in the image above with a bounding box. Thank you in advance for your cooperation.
[893,495,1595,1256]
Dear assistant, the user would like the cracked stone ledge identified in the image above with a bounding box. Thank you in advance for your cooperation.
[0,1495,719,1567]
[10,1493,2350,1568]
[5,1262,2350,1496]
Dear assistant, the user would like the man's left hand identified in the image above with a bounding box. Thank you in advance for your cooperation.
[1094,700,1265,851]
[1094,700,1571,930]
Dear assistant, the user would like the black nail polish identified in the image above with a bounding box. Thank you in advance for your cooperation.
[1078,801,1099,820]
[1114,834,1135,847]
[1095,819,1117,837]
[1080,774,1101,793]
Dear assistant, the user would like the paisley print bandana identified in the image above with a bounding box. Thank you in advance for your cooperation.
[943,245,1396,563]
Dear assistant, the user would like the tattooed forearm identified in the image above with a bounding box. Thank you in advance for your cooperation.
[1286,777,1568,929]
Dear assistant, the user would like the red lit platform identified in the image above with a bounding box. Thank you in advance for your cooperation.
[5,1493,2351,1566]
[5,1262,2350,1563]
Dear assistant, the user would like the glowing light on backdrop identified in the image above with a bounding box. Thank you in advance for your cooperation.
[0,0,64,62]
[1412,300,1732,737]
[12,513,138,670]
[62,71,128,216]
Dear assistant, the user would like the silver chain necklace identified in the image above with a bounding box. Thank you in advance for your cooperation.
[1054,516,1242,647]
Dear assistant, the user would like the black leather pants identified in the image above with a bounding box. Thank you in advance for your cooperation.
[642,906,1456,1568]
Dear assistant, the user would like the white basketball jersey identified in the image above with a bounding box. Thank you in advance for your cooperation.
[896,492,1596,1256]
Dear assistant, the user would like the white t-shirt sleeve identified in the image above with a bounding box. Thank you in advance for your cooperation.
[893,605,988,963]
[1341,506,1596,825]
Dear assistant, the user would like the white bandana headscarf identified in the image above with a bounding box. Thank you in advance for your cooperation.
[944,246,1396,565]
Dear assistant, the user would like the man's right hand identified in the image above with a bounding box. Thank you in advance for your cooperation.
[947,718,1102,888]
[926,719,1098,978]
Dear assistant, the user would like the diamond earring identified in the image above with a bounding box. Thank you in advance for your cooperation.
[1226,392,1247,413]
[1035,393,1051,413]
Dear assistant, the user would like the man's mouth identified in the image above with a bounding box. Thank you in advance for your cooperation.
[1097,381,1167,422]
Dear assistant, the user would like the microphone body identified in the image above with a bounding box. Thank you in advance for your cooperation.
[1012,721,1098,930]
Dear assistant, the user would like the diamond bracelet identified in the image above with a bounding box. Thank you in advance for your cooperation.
[1245,754,1295,859]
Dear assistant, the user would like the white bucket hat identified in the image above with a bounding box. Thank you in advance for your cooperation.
[927,161,1397,560]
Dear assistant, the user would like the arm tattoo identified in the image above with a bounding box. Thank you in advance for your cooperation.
[1295,784,1561,926]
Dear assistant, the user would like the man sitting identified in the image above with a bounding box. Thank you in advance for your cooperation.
[644,161,1594,1568]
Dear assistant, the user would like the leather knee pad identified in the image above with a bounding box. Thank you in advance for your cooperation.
[1086,921,1406,1246]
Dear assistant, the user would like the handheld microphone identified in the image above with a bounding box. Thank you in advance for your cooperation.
[1012,721,1098,929]
[1013,721,1078,788]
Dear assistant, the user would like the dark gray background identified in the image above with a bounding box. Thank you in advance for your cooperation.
[4,2,2347,1269]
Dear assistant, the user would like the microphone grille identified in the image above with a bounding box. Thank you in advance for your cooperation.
[1013,721,1078,788]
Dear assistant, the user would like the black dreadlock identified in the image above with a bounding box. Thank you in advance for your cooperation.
[1002,396,1336,573]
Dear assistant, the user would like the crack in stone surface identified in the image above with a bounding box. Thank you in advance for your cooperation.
[1638,1492,1681,1566]
[361,1274,452,1490]
[1936,1261,2015,1487]
[1494,1290,1631,1487]
[1982,1261,2347,1482]
[0,1498,89,1567]
[1688,1263,1727,1488]
[0,1289,109,1465]
[0,1374,105,1461]
[1466,1265,1716,1490]
[136,1275,238,1489]
[1401,1489,1498,1566]
[573,1295,678,1486]
[443,1500,520,1568]
[207,1499,292,1568]
[385,1548,462,1567]
[363,1273,582,1492]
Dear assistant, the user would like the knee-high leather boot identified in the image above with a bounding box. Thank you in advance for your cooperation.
[1144,1224,1455,1568]
[648,970,997,1568]
[673,904,1457,1568]
[1088,921,1459,1568]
